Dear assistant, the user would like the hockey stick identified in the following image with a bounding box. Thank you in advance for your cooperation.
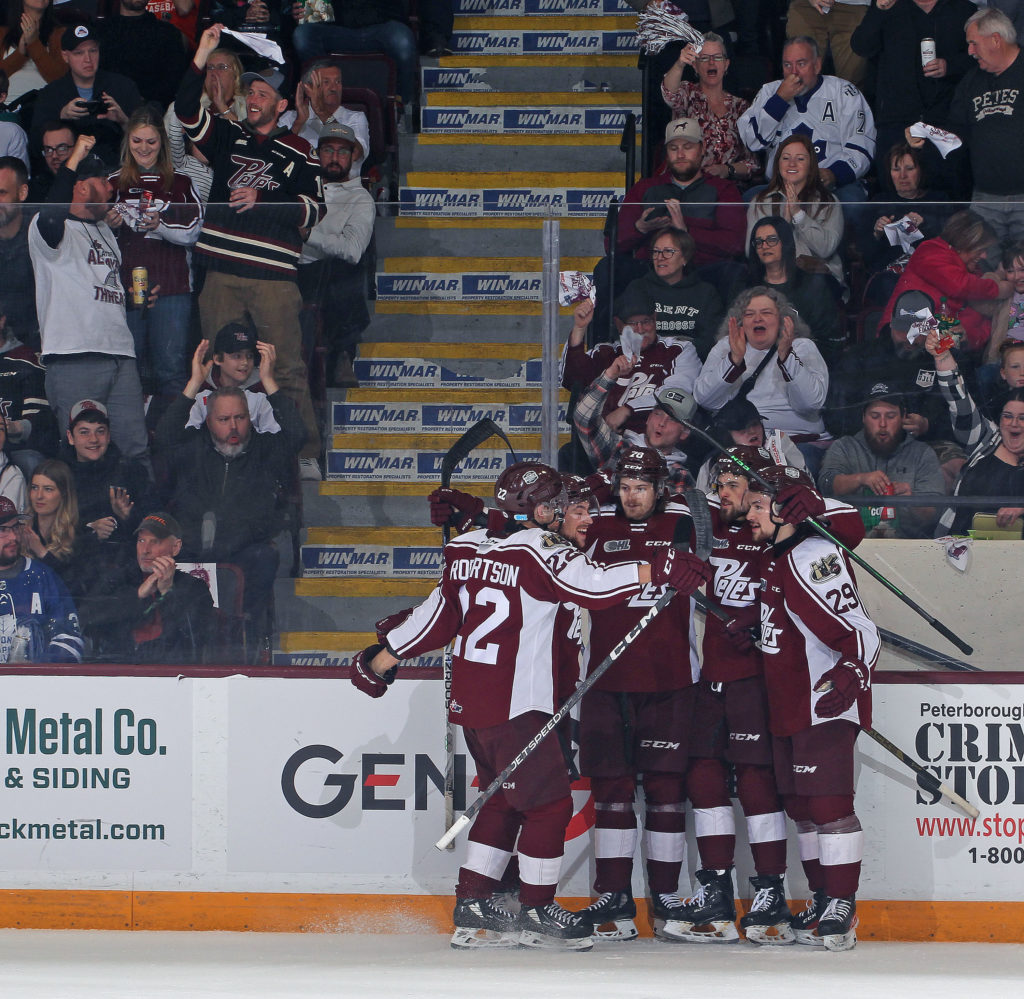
[436,507,710,852]
[878,627,981,673]
[682,420,974,656]
[865,727,979,819]
[439,419,519,842]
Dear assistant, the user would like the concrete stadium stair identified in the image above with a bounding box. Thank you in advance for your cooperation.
[274,1,639,662]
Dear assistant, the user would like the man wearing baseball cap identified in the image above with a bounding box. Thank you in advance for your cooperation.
[78,510,214,663]
[298,119,376,388]
[174,24,325,479]
[0,495,82,663]
[29,19,142,166]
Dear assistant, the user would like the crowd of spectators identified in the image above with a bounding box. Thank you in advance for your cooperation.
[0,1,1023,668]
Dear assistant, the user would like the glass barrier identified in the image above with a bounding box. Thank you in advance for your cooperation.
[1,198,1022,670]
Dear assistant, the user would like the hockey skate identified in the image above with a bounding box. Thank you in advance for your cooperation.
[817,894,858,952]
[518,902,594,951]
[791,890,827,947]
[740,875,795,946]
[576,891,639,941]
[650,869,739,944]
[451,897,520,950]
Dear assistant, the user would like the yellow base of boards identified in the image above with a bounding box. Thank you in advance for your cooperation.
[0,890,1015,941]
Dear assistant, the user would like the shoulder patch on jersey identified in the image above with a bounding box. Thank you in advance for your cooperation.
[604,539,631,552]
[916,370,935,388]
[540,531,572,549]
[808,553,842,583]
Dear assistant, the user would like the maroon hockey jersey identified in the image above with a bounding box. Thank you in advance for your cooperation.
[386,527,642,729]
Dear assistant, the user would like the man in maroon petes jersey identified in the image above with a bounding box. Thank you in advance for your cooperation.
[573,445,712,943]
[745,465,880,953]
[681,445,865,945]
[351,461,711,951]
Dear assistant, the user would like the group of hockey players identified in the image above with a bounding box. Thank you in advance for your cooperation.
[350,441,879,955]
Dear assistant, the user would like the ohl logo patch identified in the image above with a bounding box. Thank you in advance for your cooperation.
[809,553,842,583]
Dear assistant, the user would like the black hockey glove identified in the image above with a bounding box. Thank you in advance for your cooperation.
[350,643,397,699]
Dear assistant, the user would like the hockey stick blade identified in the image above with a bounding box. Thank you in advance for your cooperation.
[683,488,714,562]
[440,418,516,488]
[879,627,981,673]
[435,585,679,851]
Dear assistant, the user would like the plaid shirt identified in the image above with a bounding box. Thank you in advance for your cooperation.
[573,373,694,496]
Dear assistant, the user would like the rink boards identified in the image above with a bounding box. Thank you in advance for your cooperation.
[0,670,1021,941]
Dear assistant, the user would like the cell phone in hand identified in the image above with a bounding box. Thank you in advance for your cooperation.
[82,98,107,116]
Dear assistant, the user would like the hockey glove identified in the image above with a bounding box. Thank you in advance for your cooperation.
[723,604,760,654]
[814,659,871,718]
[428,487,484,532]
[774,483,826,524]
[375,608,413,647]
[650,549,714,596]
[350,643,398,699]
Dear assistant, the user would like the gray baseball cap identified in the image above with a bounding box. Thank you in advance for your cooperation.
[241,67,288,100]
[654,386,698,424]
[319,121,362,155]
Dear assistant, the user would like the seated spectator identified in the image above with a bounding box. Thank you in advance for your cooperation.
[0,154,39,350]
[297,120,375,388]
[0,495,81,663]
[163,46,245,205]
[21,457,100,601]
[28,134,150,461]
[597,116,745,335]
[108,104,202,398]
[0,414,27,511]
[574,372,699,494]
[280,60,370,180]
[154,369,306,657]
[0,70,28,167]
[289,0,418,115]
[739,35,875,206]
[660,32,759,187]
[693,395,806,493]
[79,510,214,663]
[929,331,1024,536]
[859,142,951,304]
[60,398,150,545]
[29,20,143,167]
[739,215,843,364]
[985,242,1024,361]
[184,330,282,431]
[747,133,845,295]
[99,0,190,109]
[561,287,702,440]
[27,120,74,202]
[0,278,56,476]
[0,0,67,104]
[621,229,723,361]
[819,383,945,538]
[694,285,831,475]
[882,210,1014,358]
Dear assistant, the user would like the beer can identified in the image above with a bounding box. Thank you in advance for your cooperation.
[131,266,149,308]
[882,483,896,521]
[921,38,936,66]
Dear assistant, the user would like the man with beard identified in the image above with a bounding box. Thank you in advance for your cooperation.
[28,133,149,461]
[745,465,880,952]
[100,0,190,109]
[819,384,945,538]
[0,496,82,664]
[573,446,714,943]
[297,121,375,388]
[154,377,306,659]
[175,24,325,480]
[681,445,864,945]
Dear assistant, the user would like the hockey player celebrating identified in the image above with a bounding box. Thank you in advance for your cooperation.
[679,445,865,945]
[744,465,880,953]
[572,445,708,943]
[350,461,712,951]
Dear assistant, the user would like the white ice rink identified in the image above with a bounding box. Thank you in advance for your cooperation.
[0,931,1019,998]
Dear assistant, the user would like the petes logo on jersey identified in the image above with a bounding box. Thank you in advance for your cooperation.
[227,155,280,192]
[809,553,842,583]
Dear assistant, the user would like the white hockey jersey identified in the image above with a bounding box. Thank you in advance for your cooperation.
[739,75,876,187]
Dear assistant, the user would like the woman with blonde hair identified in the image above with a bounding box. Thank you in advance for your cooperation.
[108,104,203,396]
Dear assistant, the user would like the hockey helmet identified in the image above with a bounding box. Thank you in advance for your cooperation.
[561,473,595,507]
[744,464,816,494]
[613,445,669,497]
[494,461,568,522]
[714,445,776,483]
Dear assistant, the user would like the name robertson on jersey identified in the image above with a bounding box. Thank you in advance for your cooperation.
[450,556,520,588]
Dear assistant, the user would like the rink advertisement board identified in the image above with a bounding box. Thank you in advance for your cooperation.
[332,401,569,434]
[0,675,191,870]
[399,187,616,218]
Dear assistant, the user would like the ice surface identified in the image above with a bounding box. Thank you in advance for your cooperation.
[0,931,1019,998]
